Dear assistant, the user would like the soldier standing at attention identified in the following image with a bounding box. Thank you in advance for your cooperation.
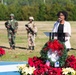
[25,17,37,50]
[5,14,18,50]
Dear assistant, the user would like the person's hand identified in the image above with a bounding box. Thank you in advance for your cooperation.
[57,18,62,22]
[65,33,69,37]
[14,30,17,33]
[65,39,68,42]
[26,27,29,30]
[7,26,10,28]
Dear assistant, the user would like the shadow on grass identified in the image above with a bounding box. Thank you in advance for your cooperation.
[16,46,27,50]
[0,46,9,49]
[0,46,75,51]
[71,48,76,50]
[0,46,27,50]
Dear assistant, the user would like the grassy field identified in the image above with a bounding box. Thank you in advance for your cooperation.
[0,21,76,61]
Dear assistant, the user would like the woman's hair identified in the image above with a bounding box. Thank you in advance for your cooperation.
[57,11,68,20]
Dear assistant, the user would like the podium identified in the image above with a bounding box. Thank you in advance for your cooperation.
[44,32,69,42]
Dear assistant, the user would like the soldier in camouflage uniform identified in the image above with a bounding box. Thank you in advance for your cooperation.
[5,14,18,49]
[25,17,37,50]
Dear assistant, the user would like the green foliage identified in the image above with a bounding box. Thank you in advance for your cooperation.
[0,0,76,21]
[37,4,46,20]
[0,4,9,20]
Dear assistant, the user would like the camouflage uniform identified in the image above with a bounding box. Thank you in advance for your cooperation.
[26,17,37,50]
[5,14,18,49]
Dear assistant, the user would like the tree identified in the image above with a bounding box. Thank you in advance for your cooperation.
[0,4,9,20]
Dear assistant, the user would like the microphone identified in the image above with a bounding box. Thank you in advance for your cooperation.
[57,18,62,22]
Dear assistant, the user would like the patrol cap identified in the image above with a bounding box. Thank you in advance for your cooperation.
[10,13,14,17]
[29,16,34,20]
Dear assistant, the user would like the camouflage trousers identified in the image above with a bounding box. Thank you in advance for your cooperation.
[27,33,35,46]
[8,32,16,47]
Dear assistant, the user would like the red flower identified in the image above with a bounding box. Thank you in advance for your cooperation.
[66,55,76,70]
[28,56,54,75]
[28,56,44,68]
[0,48,5,56]
[47,40,64,56]
[33,64,52,75]
[28,58,34,67]
[47,40,63,51]
[33,64,62,75]
[48,68,62,75]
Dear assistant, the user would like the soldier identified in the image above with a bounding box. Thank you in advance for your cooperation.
[25,16,37,50]
[5,14,18,49]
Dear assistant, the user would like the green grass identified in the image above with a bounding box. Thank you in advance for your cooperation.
[0,21,76,61]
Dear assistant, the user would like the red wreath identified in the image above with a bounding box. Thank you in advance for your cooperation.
[44,40,64,56]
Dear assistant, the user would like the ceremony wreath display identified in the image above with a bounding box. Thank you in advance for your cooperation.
[40,39,67,67]
[18,40,76,75]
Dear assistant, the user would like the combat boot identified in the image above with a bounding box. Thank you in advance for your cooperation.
[10,46,13,50]
[12,45,15,50]
[32,46,34,50]
[10,45,13,50]
[27,46,31,50]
